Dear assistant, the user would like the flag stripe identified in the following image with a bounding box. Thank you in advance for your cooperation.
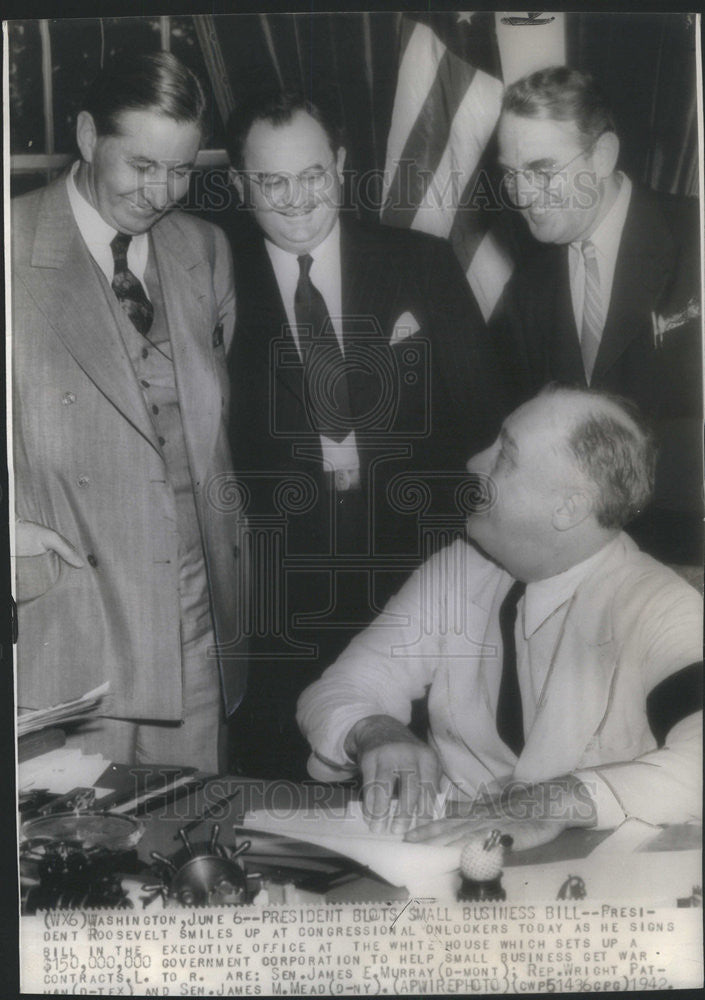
[382,45,481,226]
[381,21,446,205]
[467,230,514,323]
[380,13,517,322]
[410,69,503,238]
[447,163,492,269]
[397,10,418,66]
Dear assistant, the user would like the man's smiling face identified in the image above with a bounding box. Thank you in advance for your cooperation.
[77,108,201,235]
[497,111,605,245]
[237,109,345,254]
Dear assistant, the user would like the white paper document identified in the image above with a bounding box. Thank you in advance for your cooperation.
[240,800,462,894]
[16,681,109,736]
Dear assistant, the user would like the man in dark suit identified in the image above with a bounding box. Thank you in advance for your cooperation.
[223,91,505,778]
[494,66,702,566]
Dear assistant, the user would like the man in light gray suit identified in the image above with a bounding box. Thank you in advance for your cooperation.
[12,52,247,771]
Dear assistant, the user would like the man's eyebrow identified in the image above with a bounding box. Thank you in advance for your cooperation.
[500,156,558,171]
[127,154,195,168]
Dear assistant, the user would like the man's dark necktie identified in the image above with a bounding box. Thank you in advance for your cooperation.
[110,232,154,336]
[294,253,351,443]
[497,580,527,757]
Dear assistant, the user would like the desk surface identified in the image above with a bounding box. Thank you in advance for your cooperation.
[131,776,701,904]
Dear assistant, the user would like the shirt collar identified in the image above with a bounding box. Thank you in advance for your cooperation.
[265,219,341,271]
[571,171,632,260]
[522,535,622,638]
[66,160,117,249]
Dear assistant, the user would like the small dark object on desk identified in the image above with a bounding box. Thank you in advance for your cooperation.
[21,841,138,912]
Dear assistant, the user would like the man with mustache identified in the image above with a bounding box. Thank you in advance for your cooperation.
[224,90,505,778]
[298,386,702,849]
[12,52,247,770]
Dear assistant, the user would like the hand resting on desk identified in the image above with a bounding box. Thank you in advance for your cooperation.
[406,775,597,852]
[344,715,442,836]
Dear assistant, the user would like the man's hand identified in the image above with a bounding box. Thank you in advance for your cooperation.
[345,715,442,834]
[15,520,84,567]
[405,775,596,851]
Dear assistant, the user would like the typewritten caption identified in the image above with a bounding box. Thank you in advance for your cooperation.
[23,902,702,994]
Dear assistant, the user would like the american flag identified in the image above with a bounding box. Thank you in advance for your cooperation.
[381,12,565,322]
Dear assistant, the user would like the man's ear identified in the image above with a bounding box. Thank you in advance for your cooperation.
[229,168,245,203]
[591,131,619,180]
[552,489,593,531]
[335,145,347,181]
[76,111,98,164]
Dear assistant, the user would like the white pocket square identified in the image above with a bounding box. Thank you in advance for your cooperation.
[651,297,700,347]
[390,311,421,345]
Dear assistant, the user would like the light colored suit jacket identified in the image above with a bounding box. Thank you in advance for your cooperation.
[12,176,248,720]
[298,535,702,827]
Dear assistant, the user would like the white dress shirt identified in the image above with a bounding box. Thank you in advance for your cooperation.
[298,534,702,829]
[66,161,150,293]
[265,222,359,476]
[568,172,632,340]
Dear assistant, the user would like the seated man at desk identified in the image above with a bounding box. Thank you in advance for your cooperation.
[297,385,702,851]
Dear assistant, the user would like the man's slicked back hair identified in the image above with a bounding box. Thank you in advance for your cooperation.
[225,90,343,170]
[84,51,207,137]
[540,383,656,530]
[502,66,616,149]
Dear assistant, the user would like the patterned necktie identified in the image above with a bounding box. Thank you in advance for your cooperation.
[579,239,602,384]
[497,580,527,757]
[110,232,154,336]
[294,253,351,443]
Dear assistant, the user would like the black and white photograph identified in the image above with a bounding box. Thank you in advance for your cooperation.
[6,7,703,995]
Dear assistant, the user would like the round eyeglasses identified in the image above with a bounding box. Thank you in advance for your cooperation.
[501,145,597,205]
[245,156,337,202]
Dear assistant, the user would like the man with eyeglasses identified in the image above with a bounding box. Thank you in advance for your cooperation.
[494,66,702,567]
[222,90,506,779]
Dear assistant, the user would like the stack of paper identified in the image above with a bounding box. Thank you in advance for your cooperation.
[17,682,109,737]
[240,800,461,894]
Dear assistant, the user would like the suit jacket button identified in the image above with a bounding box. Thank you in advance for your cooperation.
[77,475,90,487]
[87,553,98,567]
[62,392,76,405]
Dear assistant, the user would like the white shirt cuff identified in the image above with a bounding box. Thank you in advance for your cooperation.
[574,768,628,830]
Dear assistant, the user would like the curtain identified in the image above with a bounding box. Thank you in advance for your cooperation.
[569,12,699,196]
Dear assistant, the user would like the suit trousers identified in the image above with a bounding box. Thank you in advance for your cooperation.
[64,630,226,773]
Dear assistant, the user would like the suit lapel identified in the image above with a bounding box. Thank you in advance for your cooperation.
[151,215,221,486]
[26,180,161,452]
[341,221,399,424]
[244,234,307,415]
[593,186,674,381]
